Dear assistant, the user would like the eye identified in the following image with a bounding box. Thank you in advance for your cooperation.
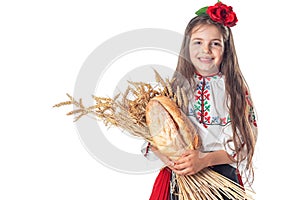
[193,41,202,45]
[211,41,222,47]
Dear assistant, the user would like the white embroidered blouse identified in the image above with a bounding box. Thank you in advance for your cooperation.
[142,71,257,169]
[188,72,257,168]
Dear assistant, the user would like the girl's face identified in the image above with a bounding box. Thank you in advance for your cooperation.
[189,24,224,76]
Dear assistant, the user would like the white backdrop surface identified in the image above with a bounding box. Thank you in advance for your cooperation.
[1,0,299,199]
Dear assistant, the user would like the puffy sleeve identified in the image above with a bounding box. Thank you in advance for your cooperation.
[141,141,159,161]
[246,94,258,137]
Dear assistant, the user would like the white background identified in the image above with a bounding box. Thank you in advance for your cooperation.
[1,0,299,199]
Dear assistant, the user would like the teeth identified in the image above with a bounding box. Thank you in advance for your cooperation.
[199,57,212,61]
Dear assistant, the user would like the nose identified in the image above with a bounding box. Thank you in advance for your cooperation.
[201,43,210,54]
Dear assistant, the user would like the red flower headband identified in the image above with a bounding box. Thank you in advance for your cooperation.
[195,1,238,27]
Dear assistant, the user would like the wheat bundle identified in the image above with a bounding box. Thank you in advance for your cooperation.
[53,70,253,199]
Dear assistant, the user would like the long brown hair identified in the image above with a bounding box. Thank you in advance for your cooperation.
[173,14,257,183]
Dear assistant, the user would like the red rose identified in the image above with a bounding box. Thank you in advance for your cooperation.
[206,2,238,27]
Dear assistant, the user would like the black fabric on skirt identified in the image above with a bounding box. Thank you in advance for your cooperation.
[170,164,242,200]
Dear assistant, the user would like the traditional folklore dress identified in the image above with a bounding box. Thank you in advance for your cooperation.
[145,72,257,200]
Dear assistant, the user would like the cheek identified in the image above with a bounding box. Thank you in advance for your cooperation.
[188,45,193,55]
[214,49,223,62]
[189,46,198,57]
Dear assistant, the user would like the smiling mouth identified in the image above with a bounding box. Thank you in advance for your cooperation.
[198,57,214,63]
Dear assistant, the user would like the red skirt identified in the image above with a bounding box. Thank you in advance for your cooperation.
[149,167,171,200]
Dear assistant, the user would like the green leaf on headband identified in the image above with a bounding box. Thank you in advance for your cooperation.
[195,6,208,16]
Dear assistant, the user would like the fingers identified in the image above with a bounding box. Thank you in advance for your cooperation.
[166,160,175,168]
[172,164,197,176]
[180,149,194,157]
[172,157,192,175]
[172,168,191,176]
[171,150,201,175]
[174,151,194,165]
[174,160,189,170]
[167,163,176,171]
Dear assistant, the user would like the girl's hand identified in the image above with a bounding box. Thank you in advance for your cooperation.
[172,150,208,176]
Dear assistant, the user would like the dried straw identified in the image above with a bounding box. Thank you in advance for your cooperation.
[53,70,254,200]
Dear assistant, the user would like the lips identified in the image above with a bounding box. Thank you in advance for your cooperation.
[198,57,214,63]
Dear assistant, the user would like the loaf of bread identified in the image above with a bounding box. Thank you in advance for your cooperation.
[146,96,200,161]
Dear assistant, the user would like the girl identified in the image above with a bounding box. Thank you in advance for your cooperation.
[147,1,258,200]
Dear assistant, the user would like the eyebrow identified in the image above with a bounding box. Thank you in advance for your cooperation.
[191,37,222,42]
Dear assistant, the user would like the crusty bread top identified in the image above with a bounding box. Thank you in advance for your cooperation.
[149,96,182,118]
[146,95,200,153]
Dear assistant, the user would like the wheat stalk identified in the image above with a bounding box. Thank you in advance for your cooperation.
[176,169,254,200]
[54,70,254,200]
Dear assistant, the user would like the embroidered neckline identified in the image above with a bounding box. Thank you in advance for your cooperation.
[194,71,222,79]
